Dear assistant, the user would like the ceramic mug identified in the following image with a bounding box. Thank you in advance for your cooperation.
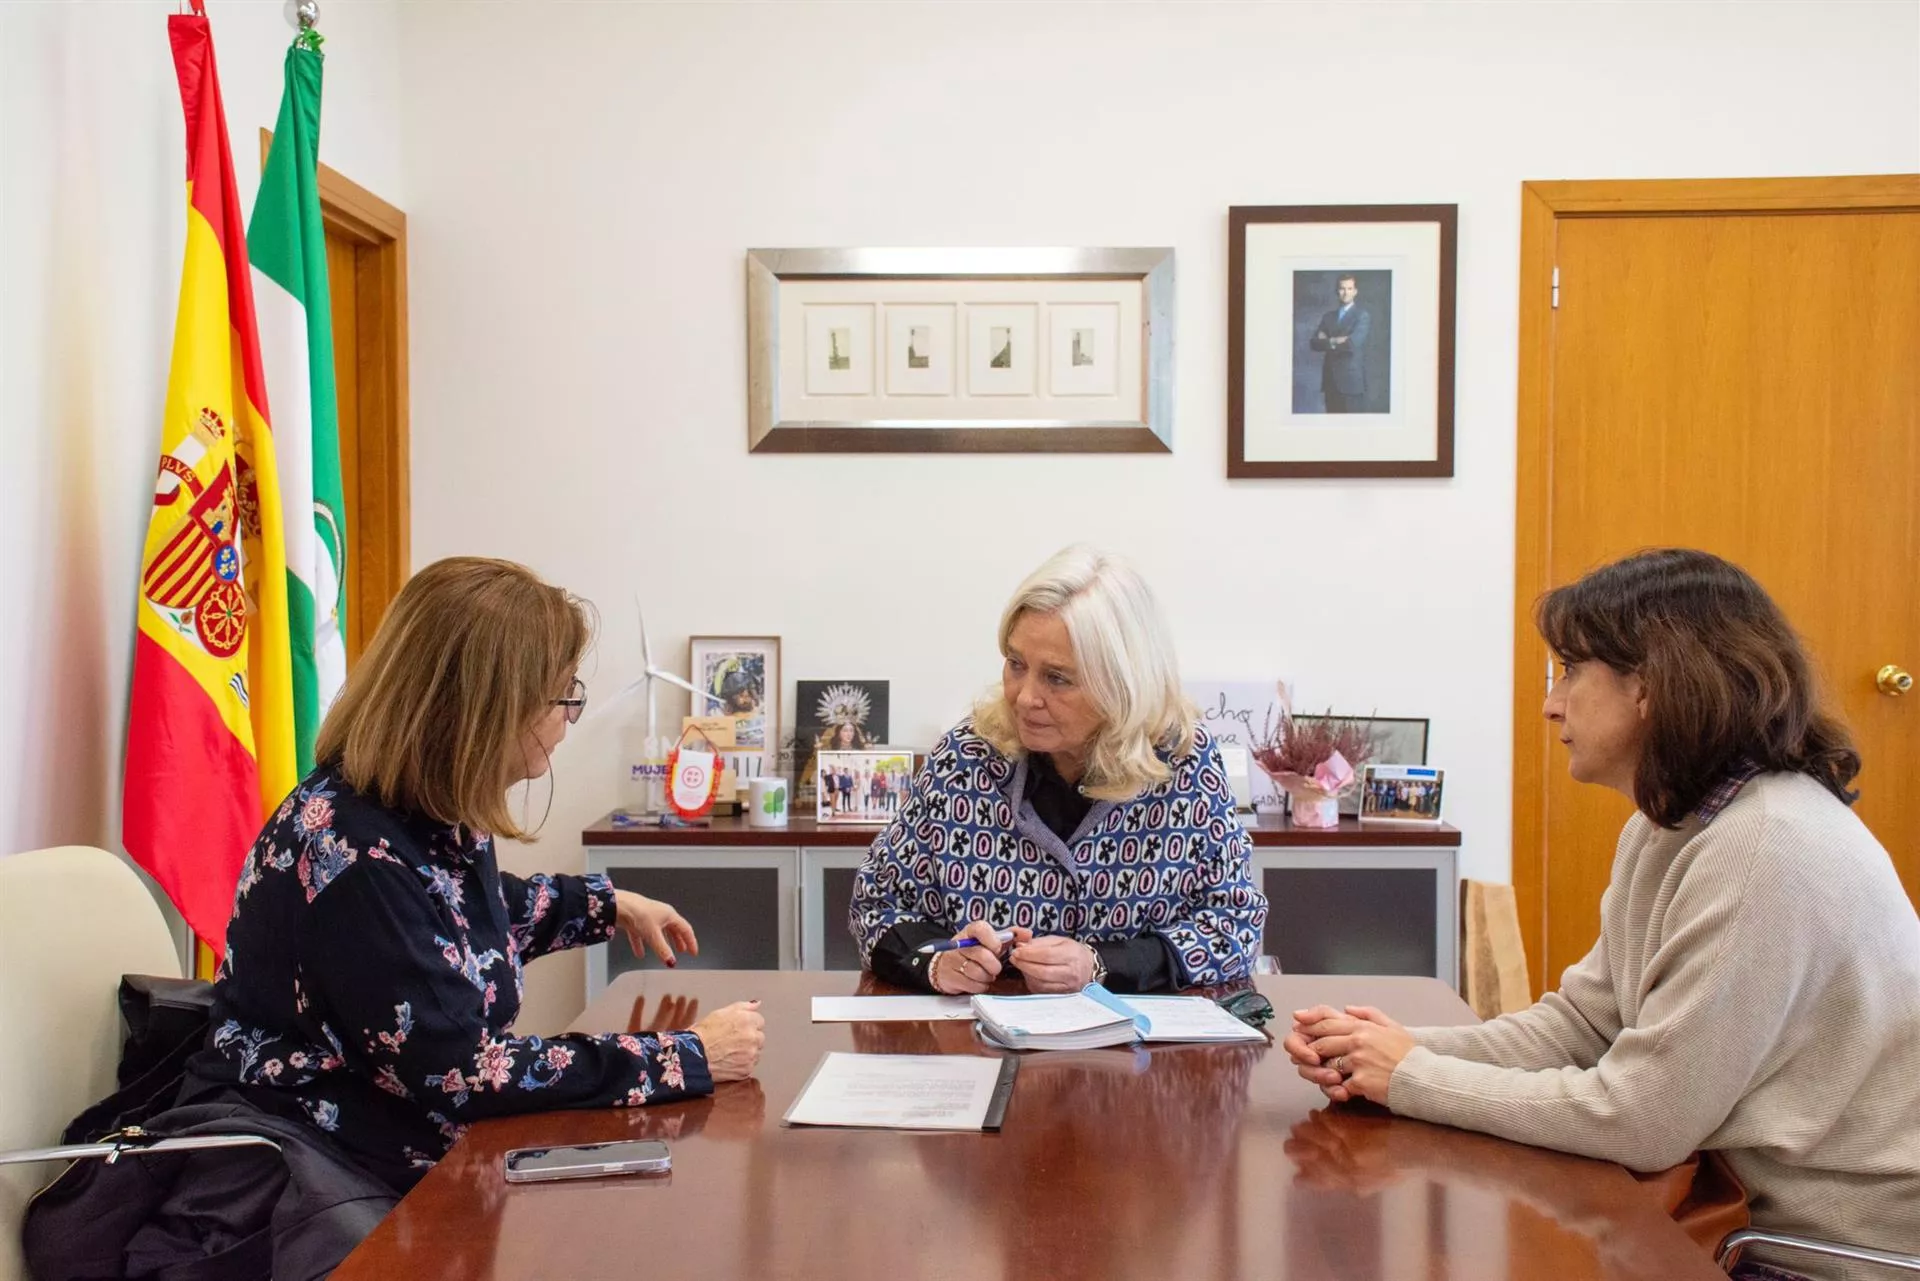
[747,776,790,828]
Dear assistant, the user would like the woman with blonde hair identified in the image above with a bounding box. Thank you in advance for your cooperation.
[187,557,765,1199]
[849,546,1267,995]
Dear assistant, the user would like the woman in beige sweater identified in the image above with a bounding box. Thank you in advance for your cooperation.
[1284,549,1920,1281]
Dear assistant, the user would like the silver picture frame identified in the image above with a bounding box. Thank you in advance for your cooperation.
[747,247,1175,453]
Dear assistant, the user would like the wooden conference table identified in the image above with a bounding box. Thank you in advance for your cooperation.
[333,972,1727,1281]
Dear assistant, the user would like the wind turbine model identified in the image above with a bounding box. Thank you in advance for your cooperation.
[567,599,736,819]
[635,595,732,743]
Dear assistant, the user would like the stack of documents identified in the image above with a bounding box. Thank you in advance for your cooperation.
[970,989,1139,1050]
[970,985,1265,1050]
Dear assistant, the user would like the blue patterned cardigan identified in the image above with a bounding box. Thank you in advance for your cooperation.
[849,719,1268,987]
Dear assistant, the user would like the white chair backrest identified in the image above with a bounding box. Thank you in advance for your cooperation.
[0,846,181,1281]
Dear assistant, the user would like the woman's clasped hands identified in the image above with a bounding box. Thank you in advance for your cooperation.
[1282,1004,1417,1105]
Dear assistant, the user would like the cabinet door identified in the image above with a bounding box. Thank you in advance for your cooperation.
[801,848,869,970]
[1263,866,1437,978]
[601,863,789,977]
[1257,849,1457,984]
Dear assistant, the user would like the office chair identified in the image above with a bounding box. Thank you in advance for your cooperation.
[0,846,276,1281]
[1717,1229,1920,1276]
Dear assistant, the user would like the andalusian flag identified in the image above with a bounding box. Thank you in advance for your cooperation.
[124,3,298,958]
[251,40,346,770]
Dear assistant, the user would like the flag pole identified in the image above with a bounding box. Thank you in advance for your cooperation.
[288,0,319,32]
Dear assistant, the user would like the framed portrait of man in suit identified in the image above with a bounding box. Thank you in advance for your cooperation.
[1228,205,1457,478]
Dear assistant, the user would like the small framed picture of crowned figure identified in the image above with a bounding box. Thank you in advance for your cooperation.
[1228,204,1457,478]
[792,680,891,810]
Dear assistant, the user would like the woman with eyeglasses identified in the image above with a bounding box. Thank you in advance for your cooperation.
[186,557,766,1200]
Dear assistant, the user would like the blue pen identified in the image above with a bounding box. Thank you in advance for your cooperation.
[917,929,1016,955]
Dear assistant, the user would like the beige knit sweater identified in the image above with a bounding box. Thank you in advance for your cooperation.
[1391,772,1920,1281]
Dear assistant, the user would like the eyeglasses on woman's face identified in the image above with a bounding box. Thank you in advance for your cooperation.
[552,677,587,724]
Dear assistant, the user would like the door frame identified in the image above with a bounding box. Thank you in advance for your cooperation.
[1511,174,1920,994]
[259,130,410,663]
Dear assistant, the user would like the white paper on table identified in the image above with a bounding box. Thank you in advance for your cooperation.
[1119,995,1267,1042]
[969,991,1129,1036]
[810,996,975,1023]
[782,1052,1011,1131]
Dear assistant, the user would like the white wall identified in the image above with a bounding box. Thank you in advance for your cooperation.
[0,0,407,885]
[8,0,1916,1030]
[393,0,1919,1030]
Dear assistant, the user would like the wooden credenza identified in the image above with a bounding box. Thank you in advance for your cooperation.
[583,812,1463,999]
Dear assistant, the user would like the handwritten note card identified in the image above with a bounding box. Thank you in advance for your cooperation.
[1185,680,1289,810]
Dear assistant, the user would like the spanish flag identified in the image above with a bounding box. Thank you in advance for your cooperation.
[124,2,298,960]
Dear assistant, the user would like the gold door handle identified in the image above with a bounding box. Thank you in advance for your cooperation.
[1878,665,1914,696]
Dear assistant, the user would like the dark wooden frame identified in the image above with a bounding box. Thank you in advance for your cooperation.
[1227,203,1457,479]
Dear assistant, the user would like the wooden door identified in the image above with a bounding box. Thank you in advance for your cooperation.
[324,229,365,656]
[1513,177,1920,993]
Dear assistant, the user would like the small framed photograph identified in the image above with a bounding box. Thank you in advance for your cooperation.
[687,636,781,773]
[884,305,956,396]
[803,304,874,397]
[815,748,915,825]
[1229,204,1457,477]
[793,680,892,809]
[1047,302,1120,397]
[965,303,1038,396]
[1360,764,1446,824]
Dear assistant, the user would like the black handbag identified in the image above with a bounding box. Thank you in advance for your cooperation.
[23,977,394,1280]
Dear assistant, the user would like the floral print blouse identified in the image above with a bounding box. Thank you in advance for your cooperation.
[191,768,712,1192]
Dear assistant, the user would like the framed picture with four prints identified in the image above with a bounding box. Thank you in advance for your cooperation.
[1228,204,1457,478]
[746,247,1175,454]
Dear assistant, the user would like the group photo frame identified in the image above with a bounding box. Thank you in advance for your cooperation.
[747,247,1175,453]
[815,748,915,825]
[1359,764,1447,825]
[1228,204,1457,478]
